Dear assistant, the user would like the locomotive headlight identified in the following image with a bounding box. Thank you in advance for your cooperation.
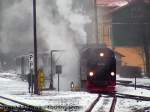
[111,72,115,76]
[100,52,104,57]
[89,71,94,77]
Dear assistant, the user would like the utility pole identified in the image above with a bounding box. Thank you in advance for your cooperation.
[94,0,99,43]
[33,0,39,94]
[49,50,55,90]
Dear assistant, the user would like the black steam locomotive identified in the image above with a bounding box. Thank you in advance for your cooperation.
[80,45,116,93]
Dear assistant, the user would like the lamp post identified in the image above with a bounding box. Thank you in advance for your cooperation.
[33,0,39,94]
[49,50,64,89]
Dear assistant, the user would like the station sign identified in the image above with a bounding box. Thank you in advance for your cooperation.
[56,65,62,74]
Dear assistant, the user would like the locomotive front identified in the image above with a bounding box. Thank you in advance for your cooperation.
[80,47,116,93]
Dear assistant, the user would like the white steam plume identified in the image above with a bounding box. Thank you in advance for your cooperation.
[0,0,33,54]
[37,0,91,90]
[56,0,91,44]
[0,0,91,90]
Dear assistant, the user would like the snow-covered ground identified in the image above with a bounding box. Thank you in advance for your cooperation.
[1,92,98,112]
[0,72,98,111]
[0,73,150,112]
[0,72,28,94]
[116,75,150,112]
[117,75,150,97]
[117,75,150,86]
[115,98,150,112]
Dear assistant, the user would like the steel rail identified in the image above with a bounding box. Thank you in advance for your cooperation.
[117,83,150,90]
[109,95,117,112]
[104,93,150,101]
[0,96,51,112]
[115,93,150,101]
[85,94,101,112]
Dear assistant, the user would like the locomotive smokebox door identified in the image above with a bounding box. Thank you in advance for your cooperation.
[56,65,62,74]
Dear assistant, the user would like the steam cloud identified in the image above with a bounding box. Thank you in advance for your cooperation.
[0,0,92,90]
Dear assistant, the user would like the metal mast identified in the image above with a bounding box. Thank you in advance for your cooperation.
[94,0,99,43]
[33,0,39,94]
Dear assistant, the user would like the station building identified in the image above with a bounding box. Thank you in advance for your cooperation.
[96,0,150,76]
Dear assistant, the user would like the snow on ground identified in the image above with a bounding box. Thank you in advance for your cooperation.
[117,75,150,86]
[117,75,150,97]
[115,98,150,112]
[0,73,150,112]
[115,75,150,112]
[0,72,98,111]
[1,91,98,112]
[0,72,20,80]
[0,72,28,94]
[0,97,21,107]
[117,85,150,97]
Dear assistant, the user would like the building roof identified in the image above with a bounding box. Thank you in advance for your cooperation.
[96,0,128,7]
[96,0,150,7]
[99,0,150,17]
[110,0,150,15]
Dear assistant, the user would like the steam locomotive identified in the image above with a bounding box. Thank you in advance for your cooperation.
[80,45,116,93]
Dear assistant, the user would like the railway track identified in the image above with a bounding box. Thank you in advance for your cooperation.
[1,92,150,112]
[0,96,50,112]
[85,94,101,112]
[86,94,117,112]
[117,82,150,90]
[86,92,150,112]
[115,93,150,101]
[109,95,117,112]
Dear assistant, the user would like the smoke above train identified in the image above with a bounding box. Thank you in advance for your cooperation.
[0,0,96,90]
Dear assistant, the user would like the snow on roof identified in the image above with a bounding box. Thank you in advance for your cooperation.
[96,0,128,7]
